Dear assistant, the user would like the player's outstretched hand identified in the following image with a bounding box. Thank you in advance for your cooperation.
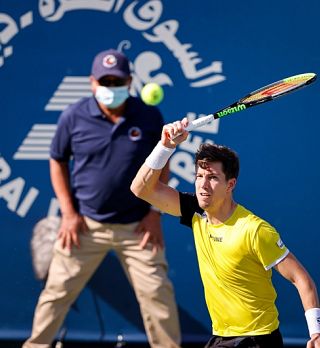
[161,117,189,148]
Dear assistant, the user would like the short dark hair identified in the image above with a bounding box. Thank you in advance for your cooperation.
[195,143,240,180]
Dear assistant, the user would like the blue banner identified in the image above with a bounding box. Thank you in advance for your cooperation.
[0,0,319,345]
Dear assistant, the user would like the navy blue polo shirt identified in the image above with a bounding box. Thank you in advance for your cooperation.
[50,96,164,223]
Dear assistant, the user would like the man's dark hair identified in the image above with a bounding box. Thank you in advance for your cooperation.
[195,143,240,180]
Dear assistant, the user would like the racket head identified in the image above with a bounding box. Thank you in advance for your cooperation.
[239,73,317,106]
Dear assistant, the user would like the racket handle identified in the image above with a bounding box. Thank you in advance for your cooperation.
[170,114,215,140]
[185,114,214,131]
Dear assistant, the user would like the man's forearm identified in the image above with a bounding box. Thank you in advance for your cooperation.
[159,162,170,185]
[131,162,162,201]
[50,159,76,216]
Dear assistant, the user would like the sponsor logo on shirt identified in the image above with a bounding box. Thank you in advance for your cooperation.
[209,235,223,242]
[277,238,285,249]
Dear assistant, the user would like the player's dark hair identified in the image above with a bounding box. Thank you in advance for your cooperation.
[195,143,240,180]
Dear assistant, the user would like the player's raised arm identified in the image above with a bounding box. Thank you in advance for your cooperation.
[131,118,189,217]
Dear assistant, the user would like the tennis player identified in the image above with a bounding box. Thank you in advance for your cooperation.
[131,118,320,348]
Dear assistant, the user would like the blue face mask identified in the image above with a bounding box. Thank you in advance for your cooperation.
[95,85,129,109]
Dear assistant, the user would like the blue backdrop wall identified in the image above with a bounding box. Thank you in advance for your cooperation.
[0,0,319,345]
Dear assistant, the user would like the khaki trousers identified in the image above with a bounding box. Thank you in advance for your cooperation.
[23,218,181,348]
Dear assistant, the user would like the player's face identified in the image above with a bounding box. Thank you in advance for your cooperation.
[195,161,234,210]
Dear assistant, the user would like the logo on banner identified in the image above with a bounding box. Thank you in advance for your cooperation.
[0,0,225,218]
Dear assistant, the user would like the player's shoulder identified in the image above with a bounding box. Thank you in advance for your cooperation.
[179,192,203,217]
[238,205,275,232]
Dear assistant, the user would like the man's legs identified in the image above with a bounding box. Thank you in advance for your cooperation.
[113,222,181,348]
[22,221,111,348]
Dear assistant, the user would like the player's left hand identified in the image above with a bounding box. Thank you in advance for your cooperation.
[307,334,320,348]
[135,209,164,253]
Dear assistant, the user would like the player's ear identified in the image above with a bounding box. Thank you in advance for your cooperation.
[227,178,237,192]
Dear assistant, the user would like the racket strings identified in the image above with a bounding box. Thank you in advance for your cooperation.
[242,74,316,104]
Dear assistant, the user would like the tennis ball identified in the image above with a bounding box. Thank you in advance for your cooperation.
[141,83,164,106]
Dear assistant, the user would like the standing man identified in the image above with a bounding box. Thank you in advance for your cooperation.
[131,118,320,348]
[23,49,181,348]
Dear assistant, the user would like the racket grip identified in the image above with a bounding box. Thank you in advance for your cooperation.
[185,114,214,131]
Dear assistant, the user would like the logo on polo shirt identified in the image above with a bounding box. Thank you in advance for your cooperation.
[277,238,285,249]
[128,127,142,141]
[103,54,117,68]
[209,235,223,242]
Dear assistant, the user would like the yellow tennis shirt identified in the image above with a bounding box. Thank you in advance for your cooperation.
[179,192,289,337]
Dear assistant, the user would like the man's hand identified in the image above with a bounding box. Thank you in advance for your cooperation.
[135,209,164,254]
[161,117,189,148]
[307,334,320,348]
[58,212,88,250]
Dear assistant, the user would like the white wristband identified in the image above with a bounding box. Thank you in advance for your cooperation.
[305,308,320,337]
[145,141,175,170]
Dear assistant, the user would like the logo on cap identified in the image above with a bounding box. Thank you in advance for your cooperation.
[103,54,117,68]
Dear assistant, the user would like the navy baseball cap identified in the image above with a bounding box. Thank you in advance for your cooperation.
[91,49,131,80]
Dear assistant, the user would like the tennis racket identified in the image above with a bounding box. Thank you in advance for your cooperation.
[185,72,317,132]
